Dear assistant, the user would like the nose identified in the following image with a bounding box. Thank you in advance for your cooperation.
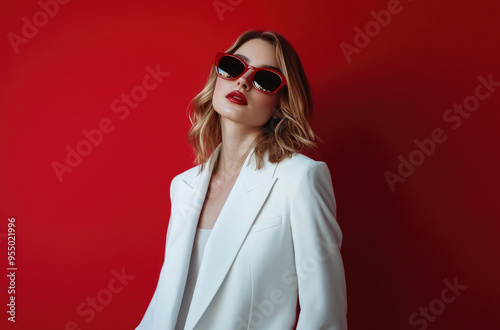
[236,67,255,91]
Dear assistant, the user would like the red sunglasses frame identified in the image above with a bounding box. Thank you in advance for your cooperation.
[214,52,287,94]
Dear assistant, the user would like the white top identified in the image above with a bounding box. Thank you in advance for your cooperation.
[175,228,212,330]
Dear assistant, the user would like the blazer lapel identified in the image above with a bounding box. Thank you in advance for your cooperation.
[185,146,278,329]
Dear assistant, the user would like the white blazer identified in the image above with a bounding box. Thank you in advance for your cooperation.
[136,144,347,329]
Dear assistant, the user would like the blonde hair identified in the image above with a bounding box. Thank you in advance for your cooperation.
[187,30,317,170]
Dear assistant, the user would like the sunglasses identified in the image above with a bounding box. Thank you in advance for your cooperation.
[214,52,287,94]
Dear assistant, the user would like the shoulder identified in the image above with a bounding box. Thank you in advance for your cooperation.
[277,153,338,220]
[172,163,201,183]
[168,163,201,196]
[273,153,335,204]
[274,152,332,180]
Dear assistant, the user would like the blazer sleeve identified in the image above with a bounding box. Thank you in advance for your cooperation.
[136,175,179,330]
[290,161,347,330]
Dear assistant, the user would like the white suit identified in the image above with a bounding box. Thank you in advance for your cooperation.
[136,144,347,329]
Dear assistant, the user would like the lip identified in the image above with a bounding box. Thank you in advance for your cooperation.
[225,90,248,105]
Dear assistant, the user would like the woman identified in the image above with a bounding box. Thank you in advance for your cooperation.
[136,30,347,330]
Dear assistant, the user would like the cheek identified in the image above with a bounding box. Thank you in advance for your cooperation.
[213,78,236,99]
[213,79,223,98]
[255,93,279,113]
[213,79,227,108]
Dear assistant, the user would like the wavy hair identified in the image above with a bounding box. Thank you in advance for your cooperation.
[187,30,317,171]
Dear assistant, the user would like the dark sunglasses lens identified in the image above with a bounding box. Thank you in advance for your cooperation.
[217,56,245,79]
[254,70,282,93]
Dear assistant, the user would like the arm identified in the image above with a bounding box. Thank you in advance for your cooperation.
[290,162,347,330]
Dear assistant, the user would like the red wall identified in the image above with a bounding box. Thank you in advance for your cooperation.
[1,0,499,329]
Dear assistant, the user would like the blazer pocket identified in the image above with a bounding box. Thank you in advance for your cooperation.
[249,215,283,233]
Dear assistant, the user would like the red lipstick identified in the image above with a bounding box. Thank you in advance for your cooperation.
[226,91,248,105]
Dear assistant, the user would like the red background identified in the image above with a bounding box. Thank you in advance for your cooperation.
[1,0,499,329]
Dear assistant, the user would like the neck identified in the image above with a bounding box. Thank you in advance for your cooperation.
[214,117,260,179]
